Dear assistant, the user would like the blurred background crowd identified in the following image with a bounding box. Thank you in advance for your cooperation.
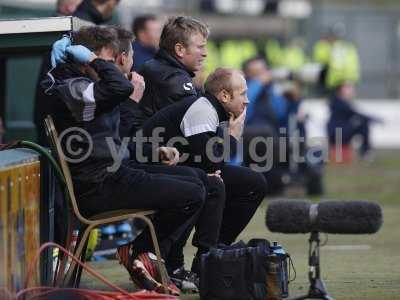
[1,0,399,149]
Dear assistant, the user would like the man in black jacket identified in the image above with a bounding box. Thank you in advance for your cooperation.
[45,26,207,295]
[142,67,267,260]
[120,16,208,133]
[34,0,119,146]
[114,26,223,292]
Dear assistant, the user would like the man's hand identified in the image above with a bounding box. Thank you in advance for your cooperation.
[229,108,246,140]
[129,72,146,103]
[66,45,97,64]
[208,170,223,182]
[157,146,180,166]
[50,36,71,67]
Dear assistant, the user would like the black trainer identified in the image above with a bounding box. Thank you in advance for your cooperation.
[169,266,199,293]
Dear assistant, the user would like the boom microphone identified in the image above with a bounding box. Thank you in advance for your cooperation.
[266,199,383,234]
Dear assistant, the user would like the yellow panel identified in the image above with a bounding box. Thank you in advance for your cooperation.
[0,161,40,292]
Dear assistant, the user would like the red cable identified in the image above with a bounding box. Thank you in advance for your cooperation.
[15,242,176,300]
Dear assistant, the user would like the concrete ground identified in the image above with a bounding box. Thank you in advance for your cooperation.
[81,150,400,299]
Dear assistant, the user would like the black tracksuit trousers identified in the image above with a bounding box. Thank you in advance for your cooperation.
[79,161,225,271]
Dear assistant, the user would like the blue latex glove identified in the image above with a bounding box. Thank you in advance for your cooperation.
[65,45,94,64]
[50,36,71,67]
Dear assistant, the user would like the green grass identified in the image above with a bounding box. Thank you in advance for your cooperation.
[81,150,400,299]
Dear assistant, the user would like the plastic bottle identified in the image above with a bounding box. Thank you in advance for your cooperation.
[270,242,289,298]
[267,253,282,300]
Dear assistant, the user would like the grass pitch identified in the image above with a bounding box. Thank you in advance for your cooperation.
[81,150,400,299]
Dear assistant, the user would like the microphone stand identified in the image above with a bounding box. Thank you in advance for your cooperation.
[290,231,334,300]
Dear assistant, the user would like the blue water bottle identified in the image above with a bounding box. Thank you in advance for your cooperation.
[270,242,289,298]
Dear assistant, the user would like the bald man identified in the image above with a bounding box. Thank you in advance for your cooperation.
[141,68,267,274]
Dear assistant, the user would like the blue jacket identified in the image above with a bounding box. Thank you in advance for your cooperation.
[132,41,157,71]
[246,80,288,128]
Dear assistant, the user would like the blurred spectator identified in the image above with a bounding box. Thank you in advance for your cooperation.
[313,24,360,90]
[219,39,257,69]
[241,56,288,193]
[241,56,323,195]
[280,38,307,72]
[57,0,83,15]
[131,14,161,71]
[74,0,120,25]
[265,38,283,67]
[203,40,220,77]
[327,82,380,158]
[243,56,288,129]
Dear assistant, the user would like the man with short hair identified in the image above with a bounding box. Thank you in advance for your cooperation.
[142,67,267,266]
[114,26,225,293]
[44,26,208,295]
[129,15,209,130]
[34,0,86,146]
[74,0,120,25]
[131,14,160,71]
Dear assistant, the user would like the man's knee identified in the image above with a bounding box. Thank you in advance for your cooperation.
[243,169,267,203]
[190,167,209,187]
[184,183,207,211]
[207,175,226,206]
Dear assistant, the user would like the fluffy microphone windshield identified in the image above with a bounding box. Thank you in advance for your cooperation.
[266,199,383,234]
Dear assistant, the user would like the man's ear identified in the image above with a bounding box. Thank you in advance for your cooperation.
[174,43,186,59]
[115,53,123,66]
[217,89,230,103]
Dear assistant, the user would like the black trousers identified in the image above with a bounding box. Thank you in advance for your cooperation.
[144,164,267,270]
[217,165,267,245]
[79,161,206,264]
[125,163,226,271]
[79,161,226,271]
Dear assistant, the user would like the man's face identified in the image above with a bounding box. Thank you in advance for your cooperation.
[246,59,271,84]
[102,0,119,20]
[58,0,82,16]
[222,73,249,118]
[116,44,134,75]
[339,83,355,101]
[139,20,161,49]
[178,32,207,73]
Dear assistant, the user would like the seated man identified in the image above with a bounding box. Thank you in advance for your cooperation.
[327,82,380,159]
[114,26,225,292]
[142,68,267,259]
[44,26,206,295]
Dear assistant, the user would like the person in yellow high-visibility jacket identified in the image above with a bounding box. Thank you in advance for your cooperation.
[313,39,331,66]
[280,39,307,71]
[325,40,360,89]
[220,39,258,69]
[265,39,283,67]
[203,40,220,77]
[313,24,360,90]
